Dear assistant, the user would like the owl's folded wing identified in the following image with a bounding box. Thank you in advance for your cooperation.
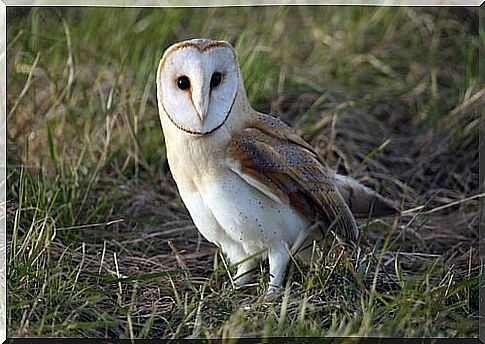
[227,114,358,240]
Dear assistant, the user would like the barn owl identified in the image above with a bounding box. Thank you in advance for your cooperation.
[156,38,397,294]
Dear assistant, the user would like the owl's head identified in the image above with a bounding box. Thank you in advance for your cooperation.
[157,38,242,136]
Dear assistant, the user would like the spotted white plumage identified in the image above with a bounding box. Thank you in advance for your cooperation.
[156,38,398,294]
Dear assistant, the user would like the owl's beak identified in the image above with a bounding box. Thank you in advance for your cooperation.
[196,105,207,124]
[192,90,209,124]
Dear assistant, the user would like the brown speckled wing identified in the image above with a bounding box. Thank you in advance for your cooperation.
[227,114,358,241]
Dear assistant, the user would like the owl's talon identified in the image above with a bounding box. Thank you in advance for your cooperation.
[234,272,259,292]
[267,284,280,294]
[257,286,280,302]
[233,275,252,287]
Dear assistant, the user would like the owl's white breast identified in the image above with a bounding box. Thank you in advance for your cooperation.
[195,170,310,255]
[176,152,308,254]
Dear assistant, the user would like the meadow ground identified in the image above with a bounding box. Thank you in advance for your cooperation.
[6,7,482,339]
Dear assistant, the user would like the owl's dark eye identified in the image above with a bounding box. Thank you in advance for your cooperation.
[177,76,190,90]
[210,72,222,88]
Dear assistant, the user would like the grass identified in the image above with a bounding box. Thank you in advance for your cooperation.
[6,6,482,339]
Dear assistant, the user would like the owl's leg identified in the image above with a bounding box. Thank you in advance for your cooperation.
[222,240,257,287]
[267,245,290,294]
[234,258,258,286]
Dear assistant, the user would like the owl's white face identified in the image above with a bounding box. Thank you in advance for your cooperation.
[157,39,240,135]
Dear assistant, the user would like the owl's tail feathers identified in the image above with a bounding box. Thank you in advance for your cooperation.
[334,174,400,219]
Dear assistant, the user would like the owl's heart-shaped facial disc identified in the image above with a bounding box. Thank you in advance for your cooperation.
[157,39,239,136]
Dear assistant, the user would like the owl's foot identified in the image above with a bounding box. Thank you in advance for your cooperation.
[266,284,280,294]
[233,273,254,288]
[257,285,280,303]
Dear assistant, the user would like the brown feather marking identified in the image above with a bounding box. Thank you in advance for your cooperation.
[227,114,358,240]
[240,167,290,205]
